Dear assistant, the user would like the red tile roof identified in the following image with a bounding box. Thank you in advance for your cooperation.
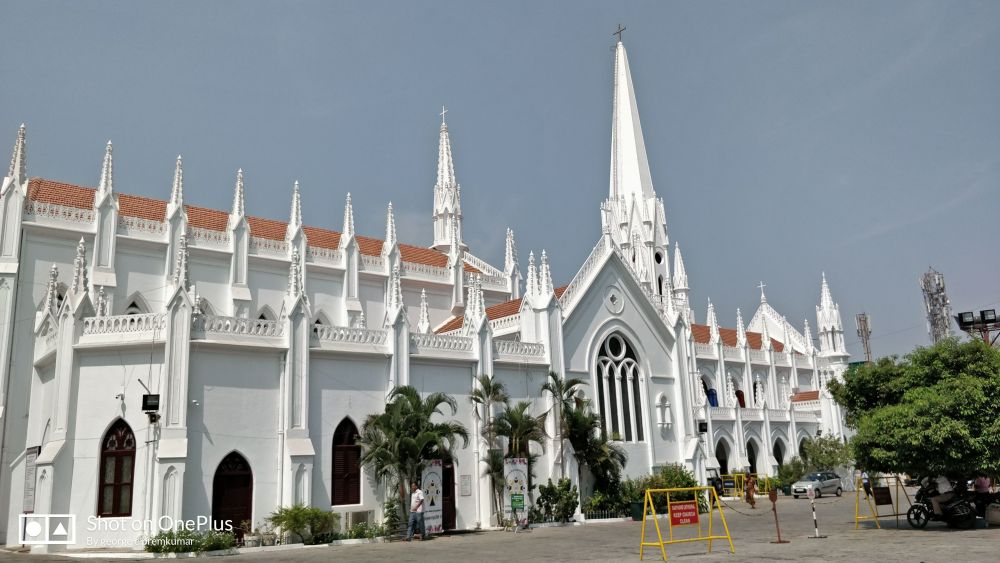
[436,285,567,333]
[690,323,784,352]
[791,390,819,403]
[26,177,480,270]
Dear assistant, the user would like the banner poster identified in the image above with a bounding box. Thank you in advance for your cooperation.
[503,457,529,521]
[421,460,444,534]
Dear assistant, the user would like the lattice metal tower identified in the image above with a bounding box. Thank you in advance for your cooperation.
[856,313,873,363]
[920,268,952,344]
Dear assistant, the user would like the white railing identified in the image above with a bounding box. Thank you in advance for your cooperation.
[494,340,545,357]
[410,333,473,352]
[313,325,388,346]
[118,215,167,238]
[794,411,817,423]
[708,406,736,419]
[468,272,508,290]
[558,238,611,313]
[401,261,451,280]
[723,346,743,360]
[24,200,94,225]
[489,313,521,333]
[770,410,790,421]
[308,246,343,265]
[83,313,165,335]
[742,407,764,420]
[193,315,283,337]
[249,237,288,258]
[693,343,715,357]
[793,400,821,411]
[360,255,385,272]
[189,226,231,248]
[749,349,767,362]
[462,252,504,277]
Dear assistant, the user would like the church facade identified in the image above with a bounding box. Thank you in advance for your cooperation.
[0,39,848,550]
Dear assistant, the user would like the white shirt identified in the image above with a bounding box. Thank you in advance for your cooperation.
[936,476,953,494]
[410,488,425,513]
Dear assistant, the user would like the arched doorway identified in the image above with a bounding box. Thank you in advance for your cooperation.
[715,441,730,475]
[332,419,361,505]
[773,441,785,467]
[212,452,253,538]
[746,440,758,474]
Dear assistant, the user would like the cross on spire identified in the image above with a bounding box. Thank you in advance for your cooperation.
[757,281,767,302]
[440,105,448,124]
[613,24,626,43]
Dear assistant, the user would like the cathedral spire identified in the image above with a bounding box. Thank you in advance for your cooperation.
[539,250,553,295]
[288,181,302,230]
[504,228,518,274]
[609,38,655,201]
[384,202,397,251]
[707,299,720,344]
[803,319,814,353]
[97,140,114,199]
[7,124,26,183]
[736,307,747,347]
[169,155,184,208]
[525,251,538,297]
[432,109,465,251]
[819,272,834,311]
[417,288,430,334]
[341,193,355,244]
[437,111,457,192]
[71,238,89,295]
[231,169,245,217]
[672,242,688,290]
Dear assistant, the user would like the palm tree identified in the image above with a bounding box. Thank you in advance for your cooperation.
[540,371,588,477]
[564,402,627,488]
[358,386,470,515]
[469,374,509,520]
[492,400,548,494]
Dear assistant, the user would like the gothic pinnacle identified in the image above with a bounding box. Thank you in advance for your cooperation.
[525,251,538,296]
[173,235,189,290]
[707,298,719,344]
[231,169,245,216]
[342,193,355,239]
[289,181,302,229]
[287,248,303,296]
[672,242,688,290]
[98,140,114,197]
[8,123,26,181]
[736,308,747,347]
[384,202,397,249]
[71,238,88,294]
[417,288,430,334]
[437,111,457,190]
[170,155,184,207]
[387,264,403,311]
[540,250,553,295]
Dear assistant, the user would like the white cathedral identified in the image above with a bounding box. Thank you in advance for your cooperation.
[0,39,848,550]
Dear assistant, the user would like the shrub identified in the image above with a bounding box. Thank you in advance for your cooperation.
[633,464,706,514]
[267,505,338,544]
[533,478,579,523]
[777,457,808,487]
[347,521,384,539]
[382,496,402,533]
[143,529,235,553]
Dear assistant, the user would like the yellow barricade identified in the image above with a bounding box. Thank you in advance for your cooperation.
[854,474,913,529]
[720,474,744,498]
[639,486,735,560]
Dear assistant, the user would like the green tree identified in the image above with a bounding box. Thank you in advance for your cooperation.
[829,338,1000,476]
[357,386,470,515]
[491,400,548,493]
[563,403,627,489]
[799,436,852,470]
[469,374,509,520]
[540,371,588,478]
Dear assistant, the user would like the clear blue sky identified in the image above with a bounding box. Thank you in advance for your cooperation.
[3,1,998,358]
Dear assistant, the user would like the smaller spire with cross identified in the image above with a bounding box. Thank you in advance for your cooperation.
[613,24,626,43]
[758,281,767,303]
[440,105,448,124]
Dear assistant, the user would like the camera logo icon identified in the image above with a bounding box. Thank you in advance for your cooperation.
[19,514,75,545]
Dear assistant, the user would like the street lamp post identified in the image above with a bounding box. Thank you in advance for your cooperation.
[955,309,1000,346]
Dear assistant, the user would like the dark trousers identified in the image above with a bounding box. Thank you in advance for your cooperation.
[863,483,872,498]
[407,511,425,540]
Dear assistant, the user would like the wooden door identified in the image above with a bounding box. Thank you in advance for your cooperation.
[442,462,456,530]
[212,452,253,539]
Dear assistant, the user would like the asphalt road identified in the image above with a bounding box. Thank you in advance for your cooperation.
[1,490,996,562]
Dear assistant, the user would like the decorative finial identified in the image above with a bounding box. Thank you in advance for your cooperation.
[525,251,538,296]
[44,264,58,313]
[540,250,553,295]
[71,238,88,294]
[8,123,26,181]
[343,193,355,239]
[758,281,767,303]
[613,23,626,43]
[440,105,448,125]
[170,155,184,207]
[387,264,403,311]
[504,228,518,272]
[736,308,747,347]
[357,309,367,329]
[96,286,108,316]
[707,298,719,344]
[417,288,430,334]
[672,242,688,291]
[97,140,114,197]
[287,248,303,296]
[384,202,397,250]
[232,169,245,216]
[289,181,302,229]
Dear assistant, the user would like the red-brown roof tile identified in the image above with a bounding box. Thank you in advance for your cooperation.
[691,323,785,352]
[436,285,568,333]
[791,390,819,403]
[27,177,480,271]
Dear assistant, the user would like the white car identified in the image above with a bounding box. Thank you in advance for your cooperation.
[791,471,843,498]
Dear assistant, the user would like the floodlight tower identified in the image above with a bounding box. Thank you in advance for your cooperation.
[920,268,952,344]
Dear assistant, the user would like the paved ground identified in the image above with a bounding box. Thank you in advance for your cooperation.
[1,490,996,562]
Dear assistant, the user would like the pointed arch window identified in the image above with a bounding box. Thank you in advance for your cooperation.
[98,419,136,517]
[256,305,276,322]
[595,332,644,442]
[332,419,361,505]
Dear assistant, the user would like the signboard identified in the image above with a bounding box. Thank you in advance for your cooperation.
[872,486,893,506]
[421,460,444,534]
[460,474,472,497]
[722,478,736,491]
[22,446,40,513]
[669,501,699,526]
[503,457,529,521]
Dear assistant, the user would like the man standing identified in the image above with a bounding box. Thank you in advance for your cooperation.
[407,481,426,542]
[861,471,872,499]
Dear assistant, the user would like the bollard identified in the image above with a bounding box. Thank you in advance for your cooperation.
[769,489,790,544]
[806,487,827,539]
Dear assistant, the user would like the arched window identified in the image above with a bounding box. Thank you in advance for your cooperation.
[122,292,150,315]
[256,305,276,322]
[596,332,644,442]
[332,419,361,505]
[98,419,136,517]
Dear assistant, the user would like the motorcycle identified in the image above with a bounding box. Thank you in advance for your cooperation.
[906,480,977,529]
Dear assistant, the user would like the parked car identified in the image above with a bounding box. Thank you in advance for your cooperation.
[791,471,842,498]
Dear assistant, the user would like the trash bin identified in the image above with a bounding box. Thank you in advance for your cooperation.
[630,501,645,521]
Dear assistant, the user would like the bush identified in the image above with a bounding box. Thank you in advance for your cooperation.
[777,457,808,486]
[347,521,384,539]
[533,478,579,523]
[383,496,402,533]
[267,505,339,544]
[631,464,707,514]
[143,529,235,553]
